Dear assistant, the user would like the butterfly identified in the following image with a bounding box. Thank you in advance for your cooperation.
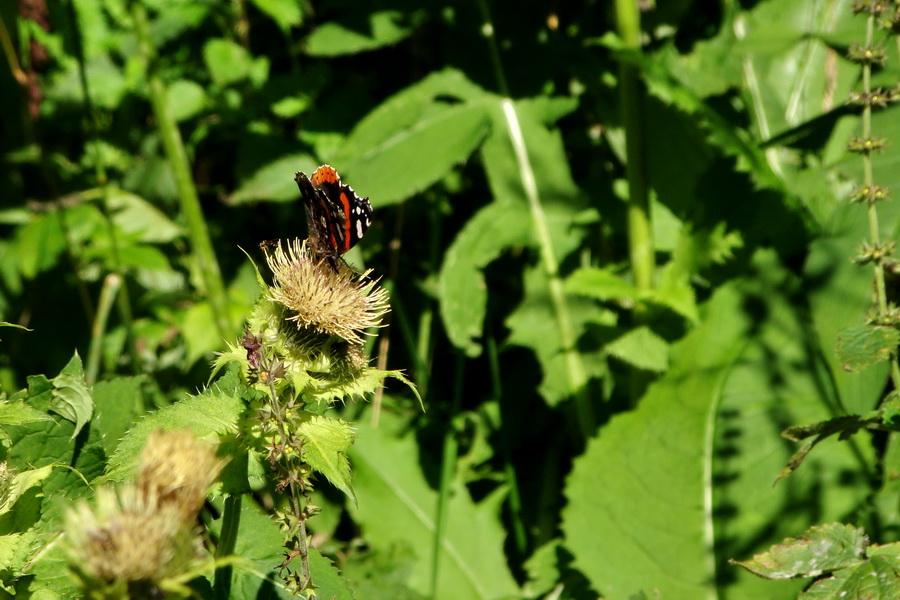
[294,165,373,265]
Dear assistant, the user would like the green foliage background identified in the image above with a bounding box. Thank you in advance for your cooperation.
[2,0,900,598]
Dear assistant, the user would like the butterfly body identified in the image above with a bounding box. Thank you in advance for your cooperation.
[294,165,373,260]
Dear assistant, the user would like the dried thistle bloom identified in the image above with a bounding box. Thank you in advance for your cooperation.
[65,487,204,597]
[136,429,225,523]
[265,239,389,345]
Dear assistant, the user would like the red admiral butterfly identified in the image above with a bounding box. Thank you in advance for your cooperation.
[294,165,373,262]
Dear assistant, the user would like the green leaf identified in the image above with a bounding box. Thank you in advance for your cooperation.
[562,251,868,599]
[605,326,669,372]
[298,413,356,501]
[348,413,520,600]
[101,368,247,483]
[167,79,208,121]
[248,0,302,30]
[204,38,253,86]
[231,153,319,205]
[339,101,490,206]
[731,523,867,579]
[799,553,900,600]
[13,212,67,279]
[0,465,54,517]
[92,376,145,457]
[836,325,900,373]
[506,264,605,407]
[438,202,532,355]
[107,189,184,243]
[565,267,638,302]
[0,400,53,427]
[304,10,424,57]
[48,353,92,438]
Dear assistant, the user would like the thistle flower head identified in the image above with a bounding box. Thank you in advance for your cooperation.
[265,239,389,346]
[136,429,225,522]
[65,487,204,596]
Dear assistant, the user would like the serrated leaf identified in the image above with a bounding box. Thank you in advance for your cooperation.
[298,413,356,501]
[204,38,252,86]
[48,353,92,438]
[0,465,54,517]
[799,553,900,600]
[731,523,867,579]
[0,401,53,427]
[438,202,532,355]
[231,153,319,204]
[305,10,424,57]
[606,326,669,372]
[836,325,900,373]
[339,101,490,206]
[101,368,247,483]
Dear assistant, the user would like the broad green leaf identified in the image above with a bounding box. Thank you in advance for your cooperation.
[107,189,184,243]
[249,0,302,30]
[13,212,67,279]
[523,540,562,598]
[92,376,145,456]
[231,153,319,204]
[340,101,490,206]
[605,326,669,372]
[305,10,424,57]
[101,367,246,483]
[167,79,208,122]
[438,202,532,356]
[298,413,356,501]
[16,533,77,598]
[204,38,253,86]
[836,325,900,373]
[566,267,638,301]
[349,413,519,600]
[562,251,867,600]
[731,523,867,579]
[48,353,92,438]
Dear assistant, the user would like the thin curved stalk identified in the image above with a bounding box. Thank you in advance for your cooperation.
[131,1,231,342]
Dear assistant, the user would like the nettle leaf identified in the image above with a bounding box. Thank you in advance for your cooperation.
[439,202,532,356]
[231,153,319,204]
[304,10,425,57]
[562,251,868,599]
[48,353,92,438]
[605,326,669,373]
[101,367,247,483]
[800,553,900,599]
[0,400,53,427]
[204,38,253,86]
[731,523,867,579]
[836,325,900,373]
[298,413,356,501]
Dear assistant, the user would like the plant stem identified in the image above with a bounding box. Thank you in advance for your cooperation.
[131,1,232,342]
[615,0,654,296]
[430,352,464,598]
[859,12,900,390]
[86,274,121,385]
[476,0,595,440]
[213,494,242,600]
